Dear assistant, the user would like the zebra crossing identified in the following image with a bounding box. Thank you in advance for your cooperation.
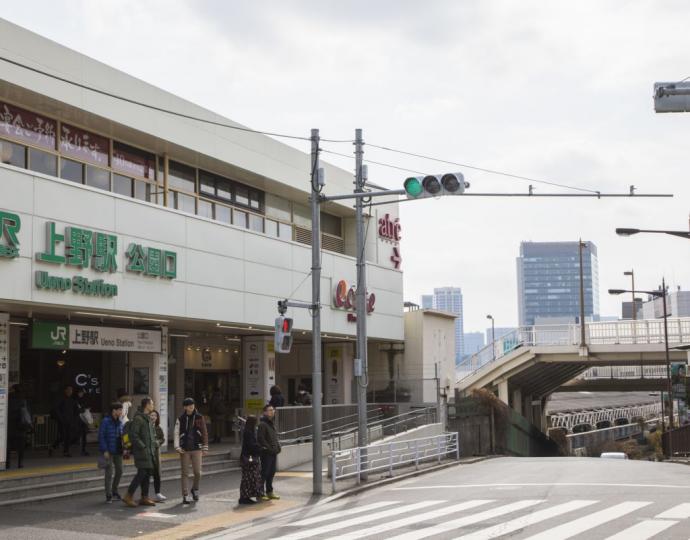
[272,497,690,540]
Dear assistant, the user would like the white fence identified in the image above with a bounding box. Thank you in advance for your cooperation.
[550,402,662,432]
[457,317,690,382]
[329,432,459,492]
[578,365,669,380]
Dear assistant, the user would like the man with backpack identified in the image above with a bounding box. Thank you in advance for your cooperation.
[174,397,208,505]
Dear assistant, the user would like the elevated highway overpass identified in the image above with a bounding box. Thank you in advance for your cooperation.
[456,318,690,431]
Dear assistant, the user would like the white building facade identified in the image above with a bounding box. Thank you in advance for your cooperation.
[0,20,404,468]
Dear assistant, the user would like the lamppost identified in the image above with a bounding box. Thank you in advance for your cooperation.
[616,227,690,240]
[623,270,636,320]
[578,240,588,348]
[609,279,674,456]
[486,314,495,361]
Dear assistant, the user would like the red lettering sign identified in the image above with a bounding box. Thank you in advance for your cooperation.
[378,213,401,242]
[333,279,375,316]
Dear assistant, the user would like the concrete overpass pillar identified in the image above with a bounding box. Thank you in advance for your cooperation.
[512,388,522,416]
[523,394,533,423]
[497,380,509,405]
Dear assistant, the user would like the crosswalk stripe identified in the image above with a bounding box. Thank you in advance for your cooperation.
[604,519,679,540]
[280,500,443,540]
[385,500,544,540]
[290,501,400,526]
[656,503,690,519]
[523,501,652,540]
[326,499,494,540]
[455,499,598,540]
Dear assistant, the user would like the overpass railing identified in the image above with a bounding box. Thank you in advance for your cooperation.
[578,365,668,380]
[457,317,690,382]
[550,402,662,432]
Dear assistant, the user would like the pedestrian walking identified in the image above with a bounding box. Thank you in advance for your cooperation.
[257,404,281,500]
[122,397,158,508]
[174,397,208,505]
[150,410,167,502]
[7,384,32,469]
[116,388,132,426]
[49,385,78,457]
[75,387,91,456]
[98,402,124,503]
[238,415,262,504]
[209,389,227,444]
[268,385,285,409]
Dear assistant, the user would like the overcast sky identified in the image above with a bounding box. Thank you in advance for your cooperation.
[2,1,688,334]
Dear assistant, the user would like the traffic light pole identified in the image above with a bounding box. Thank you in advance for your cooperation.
[354,129,369,476]
[310,128,323,495]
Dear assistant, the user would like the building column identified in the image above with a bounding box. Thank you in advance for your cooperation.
[154,326,169,451]
[512,388,522,416]
[497,380,509,405]
[0,314,8,470]
[324,343,354,404]
[242,336,276,414]
[523,394,534,423]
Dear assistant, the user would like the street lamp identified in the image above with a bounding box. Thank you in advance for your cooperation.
[616,227,690,240]
[578,240,588,348]
[623,270,636,321]
[486,314,495,361]
[609,279,674,455]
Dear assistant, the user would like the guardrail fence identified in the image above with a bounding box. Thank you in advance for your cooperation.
[329,432,459,492]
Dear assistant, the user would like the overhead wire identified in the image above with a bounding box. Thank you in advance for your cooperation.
[0,55,353,143]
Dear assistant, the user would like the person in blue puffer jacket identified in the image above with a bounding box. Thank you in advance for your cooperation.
[98,402,124,503]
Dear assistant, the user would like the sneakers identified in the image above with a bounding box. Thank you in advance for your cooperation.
[154,493,167,502]
[267,492,280,500]
[182,495,191,505]
[138,497,156,507]
[260,494,270,501]
[122,493,138,508]
[238,497,256,505]
[111,492,122,502]
[191,488,199,502]
[105,496,112,504]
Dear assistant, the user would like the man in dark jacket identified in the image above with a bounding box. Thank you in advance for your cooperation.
[98,402,124,503]
[174,397,209,504]
[50,385,78,457]
[7,385,31,469]
[209,389,226,444]
[122,397,158,508]
[257,404,281,500]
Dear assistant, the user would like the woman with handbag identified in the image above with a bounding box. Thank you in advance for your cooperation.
[149,410,167,502]
[238,415,262,505]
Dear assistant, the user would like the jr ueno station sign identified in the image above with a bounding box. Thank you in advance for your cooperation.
[333,279,375,322]
[0,210,177,299]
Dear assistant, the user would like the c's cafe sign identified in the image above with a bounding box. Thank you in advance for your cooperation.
[333,279,375,322]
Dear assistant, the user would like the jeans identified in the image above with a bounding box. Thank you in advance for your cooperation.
[260,453,277,494]
[127,467,152,498]
[104,454,123,497]
[153,461,161,494]
[180,450,202,495]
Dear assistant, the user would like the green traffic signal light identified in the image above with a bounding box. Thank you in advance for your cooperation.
[404,177,424,198]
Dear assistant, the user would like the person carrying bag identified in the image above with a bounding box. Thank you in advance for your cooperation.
[238,415,262,504]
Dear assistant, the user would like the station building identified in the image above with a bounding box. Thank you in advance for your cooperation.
[0,19,404,463]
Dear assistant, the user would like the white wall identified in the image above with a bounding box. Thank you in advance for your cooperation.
[0,166,404,340]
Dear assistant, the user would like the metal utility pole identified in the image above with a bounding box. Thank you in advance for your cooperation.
[310,128,323,494]
[578,239,587,348]
[661,278,674,440]
[354,129,369,471]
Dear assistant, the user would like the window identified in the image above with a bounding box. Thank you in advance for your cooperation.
[278,222,292,239]
[86,166,110,191]
[112,141,155,180]
[176,192,196,213]
[168,161,196,192]
[249,213,263,233]
[113,174,133,196]
[265,193,291,222]
[0,101,57,150]
[199,174,215,196]
[134,180,153,202]
[293,204,311,228]
[198,199,213,219]
[215,204,231,224]
[0,139,26,168]
[28,148,56,176]
[233,209,247,228]
[60,124,108,166]
[265,219,278,237]
[249,190,261,210]
[216,179,232,200]
[235,185,249,206]
[60,158,83,183]
[321,212,342,237]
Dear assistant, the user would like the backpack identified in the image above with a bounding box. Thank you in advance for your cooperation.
[121,420,132,451]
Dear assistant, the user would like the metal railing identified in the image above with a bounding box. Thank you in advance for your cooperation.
[566,420,658,452]
[457,317,690,382]
[329,432,459,492]
[578,365,669,379]
[550,402,662,432]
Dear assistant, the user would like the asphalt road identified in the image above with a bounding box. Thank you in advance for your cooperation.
[209,456,690,540]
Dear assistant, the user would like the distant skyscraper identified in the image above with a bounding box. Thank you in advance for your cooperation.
[421,295,434,309]
[463,332,485,356]
[516,241,600,326]
[431,287,464,363]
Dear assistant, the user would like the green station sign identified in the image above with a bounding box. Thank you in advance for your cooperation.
[0,210,178,299]
[31,321,69,349]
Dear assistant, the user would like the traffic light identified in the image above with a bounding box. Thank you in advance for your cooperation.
[274,316,293,353]
[403,172,468,199]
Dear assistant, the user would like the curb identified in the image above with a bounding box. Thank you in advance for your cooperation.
[318,455,497,505]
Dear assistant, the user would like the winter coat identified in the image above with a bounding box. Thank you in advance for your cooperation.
[268,394,285,408]
[98,414,124,455]
[210,394,227,417]
[174,410,209,452]
[8,396,31,440]
[295,391,312,406]
[54,396,79,427]
[241,427,262,458]
[257,416,281,455]
[129,411,158,469]
[154,425,165,448]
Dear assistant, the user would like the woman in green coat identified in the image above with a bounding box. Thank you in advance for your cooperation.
[122,398,158,507]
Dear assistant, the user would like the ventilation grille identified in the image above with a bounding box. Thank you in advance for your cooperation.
[293,226,345,254]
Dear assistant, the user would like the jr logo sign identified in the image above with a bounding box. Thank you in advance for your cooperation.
[0,211,20,259]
